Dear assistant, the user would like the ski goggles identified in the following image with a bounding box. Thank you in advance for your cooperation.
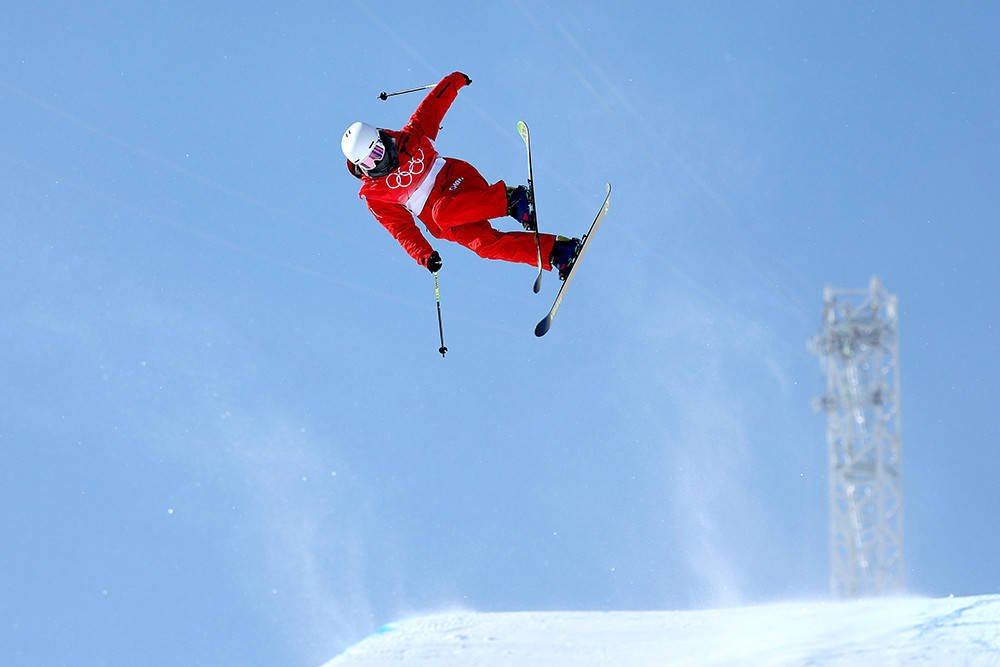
[358,141,385,171]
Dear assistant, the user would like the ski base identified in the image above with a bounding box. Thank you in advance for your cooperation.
[517,120,544,294]
[535,183,612,337]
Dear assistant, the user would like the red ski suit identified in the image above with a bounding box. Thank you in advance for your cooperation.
[348,72,556,270]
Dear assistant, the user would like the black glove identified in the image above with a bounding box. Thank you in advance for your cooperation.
[459,72,472,86]
[426,251,442,273]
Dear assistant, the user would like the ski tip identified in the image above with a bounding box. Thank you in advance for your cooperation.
[533,273,542,294]
[534,317,552,337]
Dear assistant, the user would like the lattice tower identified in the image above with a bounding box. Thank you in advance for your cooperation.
[809,277,904,598]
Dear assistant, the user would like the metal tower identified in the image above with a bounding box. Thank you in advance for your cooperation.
[809,277,904,598]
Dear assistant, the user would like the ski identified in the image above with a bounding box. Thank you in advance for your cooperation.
[534,183,612,337]
[517,120,544,294]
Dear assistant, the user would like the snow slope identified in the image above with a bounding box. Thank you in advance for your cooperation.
[323,595,1000,666]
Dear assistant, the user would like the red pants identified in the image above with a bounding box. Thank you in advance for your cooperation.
[420,159,556,270]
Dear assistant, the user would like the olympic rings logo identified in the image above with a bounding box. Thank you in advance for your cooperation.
[386,149,426,189]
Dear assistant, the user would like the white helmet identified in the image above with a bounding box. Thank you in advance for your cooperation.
[342,121,385,171]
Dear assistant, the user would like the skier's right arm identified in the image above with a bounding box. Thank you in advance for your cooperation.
[366,199,436,268]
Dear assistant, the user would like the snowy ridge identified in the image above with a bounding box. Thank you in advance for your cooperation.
[323,595,1000,666]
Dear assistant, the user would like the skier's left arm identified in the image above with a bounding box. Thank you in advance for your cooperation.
[405,71,471,141]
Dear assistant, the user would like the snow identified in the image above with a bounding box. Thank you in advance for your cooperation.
[322,595,1000,666]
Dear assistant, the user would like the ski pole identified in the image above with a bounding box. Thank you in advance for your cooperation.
[434,271,448,357]
[378,84,435,101]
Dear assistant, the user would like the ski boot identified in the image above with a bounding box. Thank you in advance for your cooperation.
[550,236,582,280]
[506,185,536,231]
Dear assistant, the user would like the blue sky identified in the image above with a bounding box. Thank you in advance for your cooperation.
[2,2,998,665]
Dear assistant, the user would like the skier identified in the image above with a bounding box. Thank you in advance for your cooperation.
[342,71,581,278]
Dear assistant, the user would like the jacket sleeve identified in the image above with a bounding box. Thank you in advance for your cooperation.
[404,72,468,141]
[367,199,435,266]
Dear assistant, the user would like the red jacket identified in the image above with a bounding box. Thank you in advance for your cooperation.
[348,72,468,266]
